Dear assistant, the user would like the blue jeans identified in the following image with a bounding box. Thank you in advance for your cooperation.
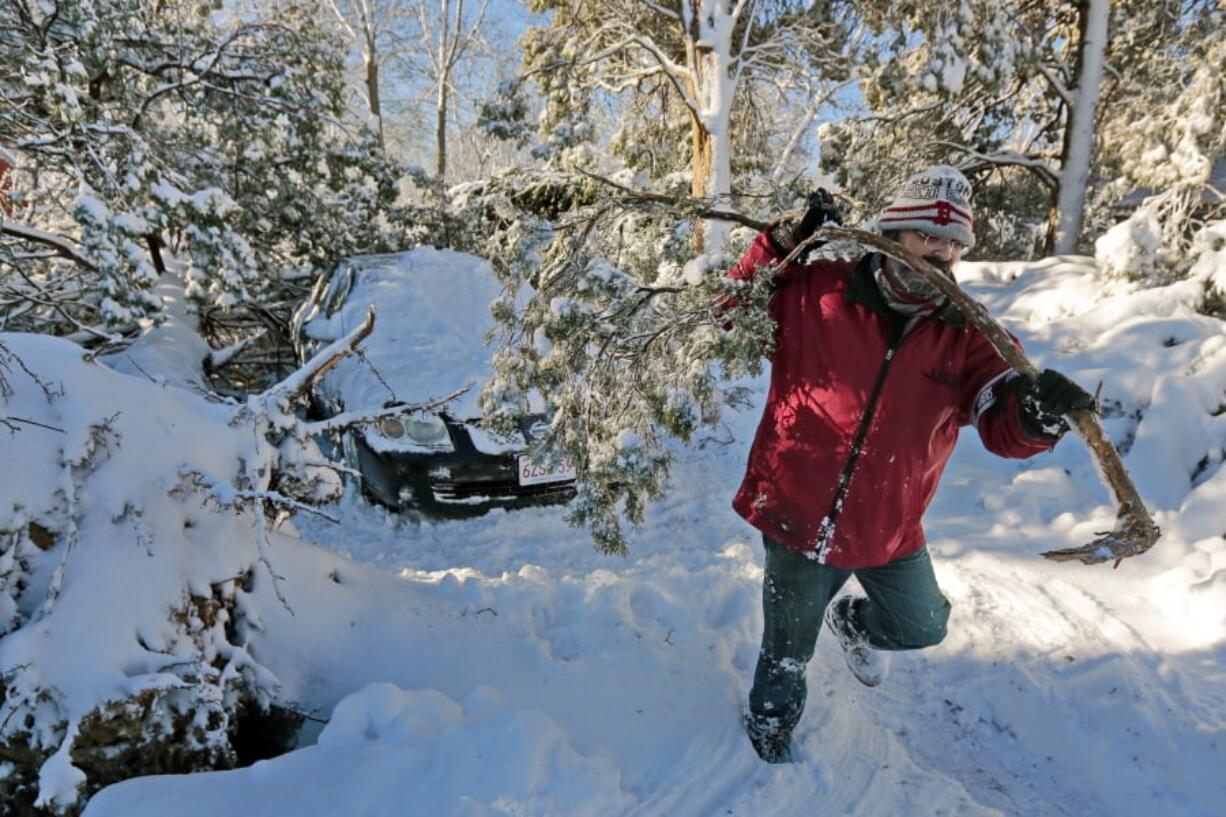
[748,535,951,735]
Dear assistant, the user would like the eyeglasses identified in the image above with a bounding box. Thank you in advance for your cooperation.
[913,231,968,253]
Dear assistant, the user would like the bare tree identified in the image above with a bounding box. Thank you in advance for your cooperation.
[413,0,491,182]
[322,0,417,146]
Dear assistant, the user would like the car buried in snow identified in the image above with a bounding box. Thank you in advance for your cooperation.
[290,247,576,518]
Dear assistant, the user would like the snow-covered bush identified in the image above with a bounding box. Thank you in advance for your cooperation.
[1095,203,1165,281]
[1096,194,1226,297]
[1088,14,1223,273]
[1191,220,1226,316]
[0,330,356,814]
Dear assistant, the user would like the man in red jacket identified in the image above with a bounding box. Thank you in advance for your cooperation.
[732,165,1094,763]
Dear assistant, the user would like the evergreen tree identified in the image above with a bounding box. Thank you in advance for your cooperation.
[818,0,1221,260]
[0,0,414,345]
[455,167,800,554]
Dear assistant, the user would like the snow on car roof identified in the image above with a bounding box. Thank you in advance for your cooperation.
[318,246,503,419]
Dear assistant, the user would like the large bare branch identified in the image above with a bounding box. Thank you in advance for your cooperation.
[1,220,96,271]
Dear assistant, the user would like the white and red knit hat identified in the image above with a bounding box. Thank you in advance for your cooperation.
[874,165,975,249]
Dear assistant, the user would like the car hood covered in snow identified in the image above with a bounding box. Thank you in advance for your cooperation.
[306,247,503,420]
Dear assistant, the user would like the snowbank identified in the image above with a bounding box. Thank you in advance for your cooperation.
[86,682,632,817]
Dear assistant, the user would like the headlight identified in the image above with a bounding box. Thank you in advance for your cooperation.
[378,416,405,438]
[403,416,448,444]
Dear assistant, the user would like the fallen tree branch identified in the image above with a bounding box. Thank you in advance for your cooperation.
[301,386,472,437]
[574,175,1161,566]
[242,306,376,420]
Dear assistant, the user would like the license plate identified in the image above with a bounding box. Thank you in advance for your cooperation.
[517,454,576,486]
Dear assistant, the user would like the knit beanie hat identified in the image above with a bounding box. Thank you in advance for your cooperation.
[874,165,975,249]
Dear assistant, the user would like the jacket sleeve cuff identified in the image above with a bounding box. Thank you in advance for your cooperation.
[977,389,1060,458]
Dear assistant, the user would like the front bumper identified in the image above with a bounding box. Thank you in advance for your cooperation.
[352,431,575,518]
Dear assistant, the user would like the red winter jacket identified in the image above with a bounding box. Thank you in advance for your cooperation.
[729,232,1054,568]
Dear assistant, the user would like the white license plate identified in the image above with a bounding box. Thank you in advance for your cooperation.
[517,454,576,486]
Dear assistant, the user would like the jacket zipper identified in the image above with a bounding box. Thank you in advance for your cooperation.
[813,318,916,562]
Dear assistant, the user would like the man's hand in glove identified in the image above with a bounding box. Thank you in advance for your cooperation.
[770,189,842,256]
[1016,369,1096,440]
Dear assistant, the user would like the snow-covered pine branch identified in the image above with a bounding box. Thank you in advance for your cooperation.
[461,172,784,554]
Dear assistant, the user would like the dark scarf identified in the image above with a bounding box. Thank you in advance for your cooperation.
[847,254,966,330]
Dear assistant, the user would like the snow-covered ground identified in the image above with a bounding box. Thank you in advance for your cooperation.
[6,247,1224,816]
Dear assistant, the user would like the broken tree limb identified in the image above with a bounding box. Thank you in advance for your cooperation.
[301,385,473,437]
[792,225,1161,567]
[260,306,376,408]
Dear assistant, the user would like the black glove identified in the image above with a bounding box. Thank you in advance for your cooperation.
[1015,369,1095,440]
[770,189,842,256]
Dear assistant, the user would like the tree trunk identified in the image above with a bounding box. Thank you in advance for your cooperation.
[686,89,713,253]
[435,0,452,181]
[436,76,448,180]
[364,29,383,147]
[690,112,713,201]
[1049,0,1109,254]
[686,49,733,253]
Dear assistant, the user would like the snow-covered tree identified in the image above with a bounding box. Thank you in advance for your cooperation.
[1090,4,1223,279]
[0,0,414,346]
[509,0,864,251]
[819,0,1221,259]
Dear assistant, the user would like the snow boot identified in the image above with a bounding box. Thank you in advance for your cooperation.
[744,713,794,764]
[825,596,890,687]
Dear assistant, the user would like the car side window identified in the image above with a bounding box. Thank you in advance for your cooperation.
[321,266,355,319]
